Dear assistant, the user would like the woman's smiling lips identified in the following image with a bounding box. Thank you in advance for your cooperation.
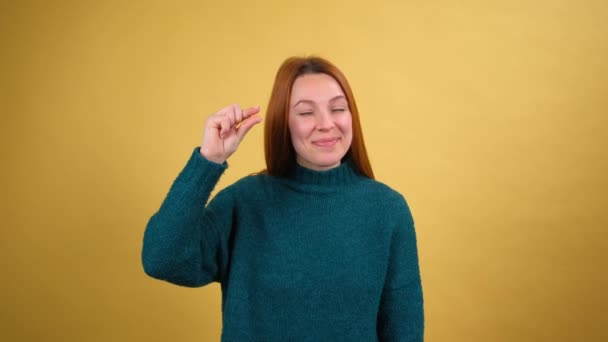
[312,137,340,147]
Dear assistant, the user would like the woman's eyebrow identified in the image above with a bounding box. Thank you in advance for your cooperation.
[329,95,346,102]
[292,95,346,108]
[292,99,315,108]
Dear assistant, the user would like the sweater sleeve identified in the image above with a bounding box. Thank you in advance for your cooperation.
[141,147,235,287]
[377,195,424,341]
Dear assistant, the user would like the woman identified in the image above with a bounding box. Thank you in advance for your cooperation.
[142,56,424,341]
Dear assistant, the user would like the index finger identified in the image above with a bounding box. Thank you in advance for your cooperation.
[242,105,261,118]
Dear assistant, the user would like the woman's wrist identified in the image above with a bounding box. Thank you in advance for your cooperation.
[199,146,226,164]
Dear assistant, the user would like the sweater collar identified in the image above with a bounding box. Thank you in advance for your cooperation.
[289,159,361,186]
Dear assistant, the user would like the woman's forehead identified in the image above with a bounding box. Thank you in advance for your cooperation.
[290,74,346,105]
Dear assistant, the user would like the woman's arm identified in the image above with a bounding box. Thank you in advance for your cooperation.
[377,196,424,341]
[142,104,261,287]
[141,147,233,287]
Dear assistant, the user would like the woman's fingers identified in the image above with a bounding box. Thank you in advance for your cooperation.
[201,103,262,163]
[226,105,237,128]
[242,105,260,120]
[236,114,262,140]
[234,104,243,124]
[220,116,232,138]
[228,104,260,128]
[217,104,258,132]
[210,103,261,138]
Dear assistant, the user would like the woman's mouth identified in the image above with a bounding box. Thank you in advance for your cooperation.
[312,138,339,147]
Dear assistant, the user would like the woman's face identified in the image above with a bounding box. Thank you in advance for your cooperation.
[288,73,353,171]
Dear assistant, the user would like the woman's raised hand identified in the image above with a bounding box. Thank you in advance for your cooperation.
[200,104,262,164]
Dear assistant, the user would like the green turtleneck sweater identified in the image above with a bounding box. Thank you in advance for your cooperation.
[142,147,424,341]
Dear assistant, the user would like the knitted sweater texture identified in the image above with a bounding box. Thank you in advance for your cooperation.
[142,147,424,341]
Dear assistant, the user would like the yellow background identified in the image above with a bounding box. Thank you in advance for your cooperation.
[1,0,607,341]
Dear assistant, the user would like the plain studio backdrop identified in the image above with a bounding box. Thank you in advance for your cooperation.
[1,1,606,341]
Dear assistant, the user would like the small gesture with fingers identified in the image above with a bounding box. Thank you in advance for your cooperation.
[200,104,262,164]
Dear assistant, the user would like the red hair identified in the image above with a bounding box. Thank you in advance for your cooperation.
[263,56,374,179]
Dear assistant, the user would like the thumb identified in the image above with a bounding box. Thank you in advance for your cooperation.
[236,114,262,141]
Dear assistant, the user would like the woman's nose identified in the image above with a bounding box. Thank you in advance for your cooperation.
[315,110,334,130]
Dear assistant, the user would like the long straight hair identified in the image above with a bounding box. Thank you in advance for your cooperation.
[263,56,374,179]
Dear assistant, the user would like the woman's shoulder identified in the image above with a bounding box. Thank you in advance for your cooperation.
[232,171,272,187]
[219,172,274,196]
[357,177,407,202]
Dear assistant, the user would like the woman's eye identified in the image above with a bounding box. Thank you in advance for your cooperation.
[332,108,346,112]
[298,111,313,115]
